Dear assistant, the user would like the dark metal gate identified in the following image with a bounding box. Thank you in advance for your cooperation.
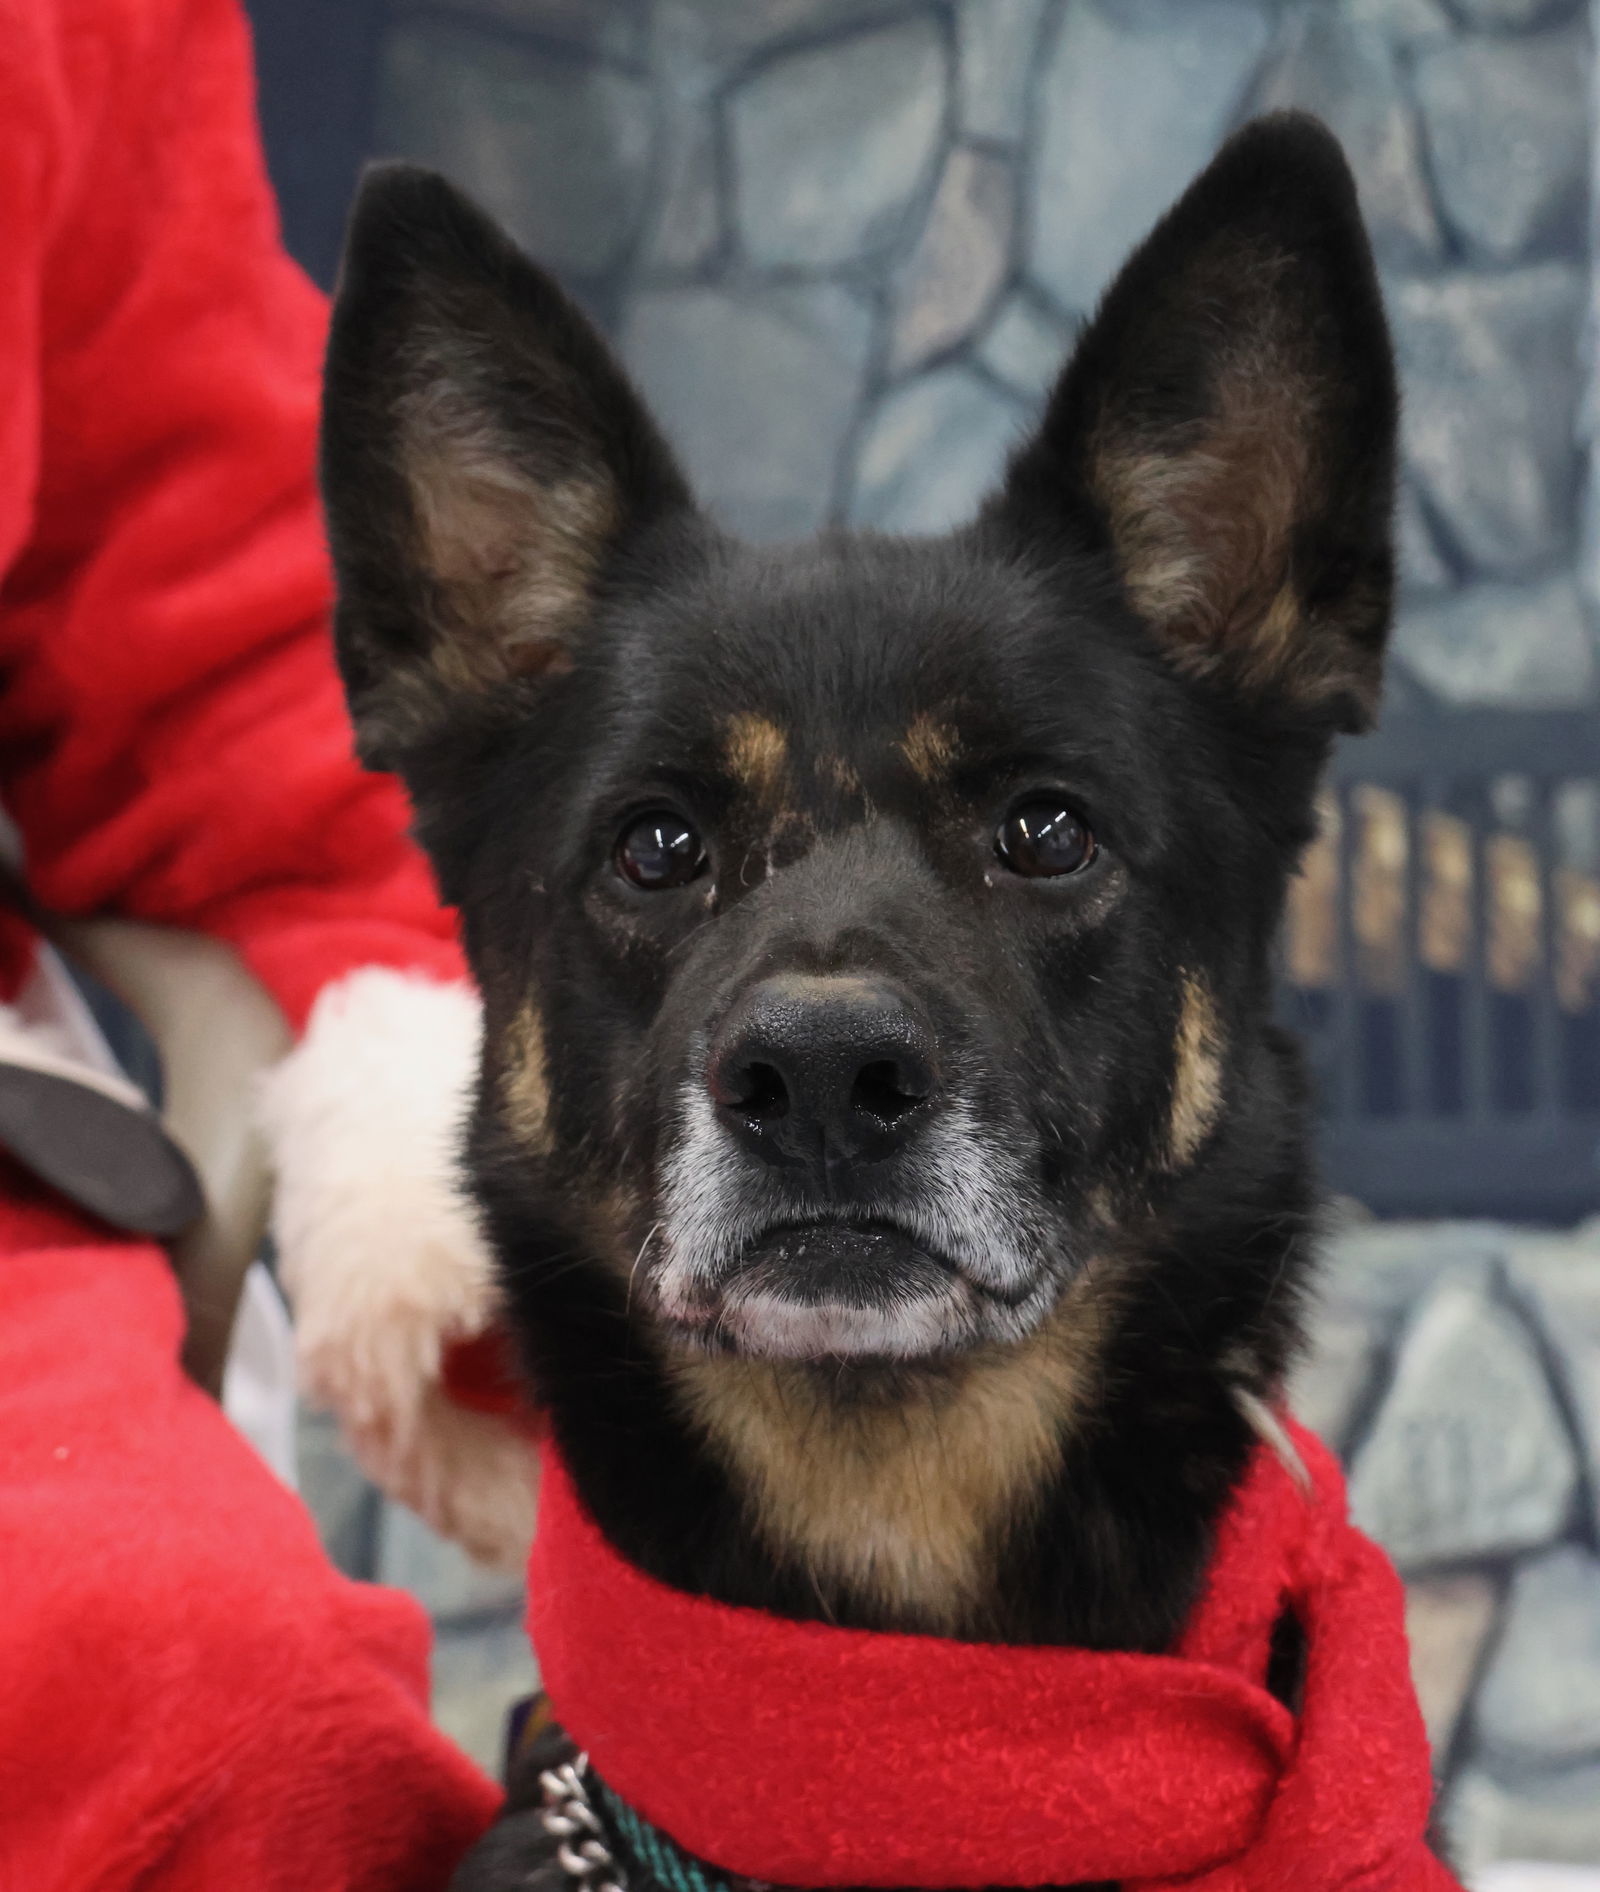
[1283,709,1600,1223]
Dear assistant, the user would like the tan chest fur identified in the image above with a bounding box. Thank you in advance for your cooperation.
[668,1280,1111,1635]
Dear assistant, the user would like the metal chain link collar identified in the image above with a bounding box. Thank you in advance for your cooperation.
[540,1754,627,1892]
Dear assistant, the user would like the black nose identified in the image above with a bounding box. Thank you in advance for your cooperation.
[706,974,938,1169]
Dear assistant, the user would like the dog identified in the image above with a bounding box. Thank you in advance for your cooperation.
[321,111,1411,1889]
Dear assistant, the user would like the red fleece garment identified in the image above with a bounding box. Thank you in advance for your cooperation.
[0,0,463,1029]
[0,3,506,1880]
[0,0,512,1398]
[0,1181,501,1891]
[529,1422,1462,1891]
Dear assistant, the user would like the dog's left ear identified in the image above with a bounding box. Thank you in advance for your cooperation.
[994,113,1396,733]
[322,164,693,767]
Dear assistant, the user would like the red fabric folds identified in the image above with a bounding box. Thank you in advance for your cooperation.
[0,1217,500,1890]
[528,1421,1461,1891]
[0,0,467,1033]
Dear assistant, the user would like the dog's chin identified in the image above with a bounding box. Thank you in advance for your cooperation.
[656,1222,1014,1363]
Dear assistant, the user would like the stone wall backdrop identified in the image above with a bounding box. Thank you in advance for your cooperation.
[1293,1216,1600,1868]
[249,0,1600,1878]
[367,0,1600,717]
[364,5,1600,1239]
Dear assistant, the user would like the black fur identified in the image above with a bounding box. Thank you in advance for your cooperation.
[322,113,1398,1883]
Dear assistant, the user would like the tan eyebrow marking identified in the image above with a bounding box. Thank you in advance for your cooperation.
[901,712,959,783]
[724,713,789,804]
[819,754,863,795]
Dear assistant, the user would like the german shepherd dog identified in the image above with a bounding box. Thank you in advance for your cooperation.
[322,112,1398,1886]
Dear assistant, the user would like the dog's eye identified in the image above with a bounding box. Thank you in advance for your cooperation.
[616,811,708,890]
[995,800,1096,878]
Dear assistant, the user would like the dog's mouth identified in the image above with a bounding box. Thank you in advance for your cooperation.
[655,1219,1000,1361]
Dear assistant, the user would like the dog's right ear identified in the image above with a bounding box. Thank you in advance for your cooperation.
[990,114,1396,736]
[322,164,692,766]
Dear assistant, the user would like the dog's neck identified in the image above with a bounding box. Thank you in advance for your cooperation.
[520,1188,1304,1654]
[665,1279,1106,1638]
[493,1021,1312,1651]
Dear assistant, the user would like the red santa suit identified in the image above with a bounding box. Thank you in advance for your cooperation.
[0,0,534,1881]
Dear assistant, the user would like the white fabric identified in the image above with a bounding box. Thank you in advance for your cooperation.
[13,942,132,1083]
[222,1261,298,1485]
[256,967,537,1568]
[7,947,536,1561]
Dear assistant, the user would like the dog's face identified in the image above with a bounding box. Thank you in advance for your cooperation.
[323,115,1394,1380]
[460,534,1222,1366]
[593,537,1188,1363]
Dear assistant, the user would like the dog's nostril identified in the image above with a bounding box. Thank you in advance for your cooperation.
[715,1058,789,1123]
[852,1057,930,1125]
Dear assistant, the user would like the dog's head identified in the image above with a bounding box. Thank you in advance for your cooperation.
[323,115,1394,1378]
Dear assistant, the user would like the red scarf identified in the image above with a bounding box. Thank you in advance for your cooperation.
[527,1419,1461,1890]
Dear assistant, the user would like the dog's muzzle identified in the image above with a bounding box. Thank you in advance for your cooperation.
[656,1218,999,1360]
[649,974,1054,1361]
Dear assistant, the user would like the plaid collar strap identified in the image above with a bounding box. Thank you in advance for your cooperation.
[592,1768,737,1892]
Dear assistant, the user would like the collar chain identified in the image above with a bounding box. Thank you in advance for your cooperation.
[539,1755,626,1892]
[541,1752,746,1892]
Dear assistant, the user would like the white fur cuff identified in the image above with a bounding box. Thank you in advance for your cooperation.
[256,967,536,1567]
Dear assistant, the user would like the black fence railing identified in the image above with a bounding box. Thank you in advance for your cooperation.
[1283,709,1600,1224]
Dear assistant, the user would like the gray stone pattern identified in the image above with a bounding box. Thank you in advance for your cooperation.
[373,0,1599,708]
[1291,1215,1600,1870]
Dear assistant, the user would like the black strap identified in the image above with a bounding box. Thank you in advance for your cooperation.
[0,1061,202,1236]
[0,861,202,1236]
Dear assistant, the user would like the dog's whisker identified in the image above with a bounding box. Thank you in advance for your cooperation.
[626,1222,662,1320]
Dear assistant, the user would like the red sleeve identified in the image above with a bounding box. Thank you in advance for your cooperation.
[0,0,462,1032]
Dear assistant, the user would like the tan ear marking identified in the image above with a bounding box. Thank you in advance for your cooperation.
[724,714,790,804]
[1093,365,1308,634]
[414,458,613,664]
[1168,973,1224,1168]
[1083,303,1386,718]
[400,361,618,692]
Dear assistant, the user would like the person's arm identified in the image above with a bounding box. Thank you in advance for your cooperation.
[0,0,456,1024]
[0,0,533,1565]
